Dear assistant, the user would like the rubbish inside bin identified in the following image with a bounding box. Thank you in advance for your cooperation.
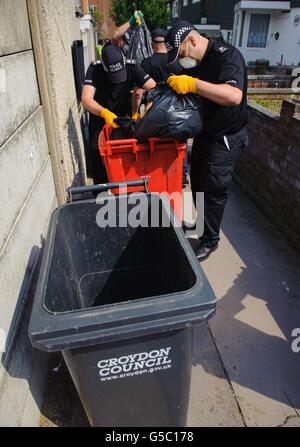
[44,195,196,314]
[110,116,137,140]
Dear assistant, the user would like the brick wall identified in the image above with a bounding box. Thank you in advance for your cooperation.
[234,100,300,249]
[89,0,116,39]
[248,76,292,89]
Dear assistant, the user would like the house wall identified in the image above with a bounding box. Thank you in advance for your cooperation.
[89,0,116,40]
[0,0,56,427]
[171,0,203,25]
[267,8,300,65]
[79,14,97,71]
[170,0,236,41]
[234,100,300,249]
[0,0,86,427]
[206,0,237,30]
[234,7,300,65]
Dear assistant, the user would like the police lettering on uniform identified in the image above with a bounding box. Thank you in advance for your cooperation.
[81,45,156,184]
[166,21,248,261]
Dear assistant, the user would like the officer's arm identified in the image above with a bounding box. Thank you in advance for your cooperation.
[195,81,243,106]
[131,79,156,114]
[113,22,131,41]
[132,87,144,115]
[113,10,143,41]
[167,75,242,106]
[142,78,156,91]
[81,85,119,128]
[195,49,244,105]
[81,85,105,116]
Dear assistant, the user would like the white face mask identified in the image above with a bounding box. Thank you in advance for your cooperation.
[178,41,198,69]
[178,57,198,69]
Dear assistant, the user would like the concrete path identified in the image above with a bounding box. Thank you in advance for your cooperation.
[188,183,300,427]
[40,183,300,427]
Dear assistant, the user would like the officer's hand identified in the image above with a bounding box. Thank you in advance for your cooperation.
[167,75,198,95]
[100,108,119,129]
[135,10,143,25]
[129,10,143,27]
[132,112,141,120]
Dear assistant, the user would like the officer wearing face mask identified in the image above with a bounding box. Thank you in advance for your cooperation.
[166,21,248,261]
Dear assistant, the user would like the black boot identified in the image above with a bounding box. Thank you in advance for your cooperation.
[194,240,218,261]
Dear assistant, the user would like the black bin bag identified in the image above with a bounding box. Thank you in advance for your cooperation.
[127,19,153,64]
[135,84,204,142]
[110,117,137,140]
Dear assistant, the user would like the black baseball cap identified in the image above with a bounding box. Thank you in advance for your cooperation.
[166,21,197,64]
[101,45,127,84]
[151,28,167,43]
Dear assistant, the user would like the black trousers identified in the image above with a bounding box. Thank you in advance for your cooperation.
[89,124,108,185]
[191,127,248,245]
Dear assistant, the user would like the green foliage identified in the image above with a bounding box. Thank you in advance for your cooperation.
[140,0,170,31]
[252,97,282,114]
[110,0,170,31]
[251,95,297,114]
[110,0,131,27]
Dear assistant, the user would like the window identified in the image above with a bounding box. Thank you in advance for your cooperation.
[172,0,179,18]
[247,14,270,48]
[183,0,188,6]
[192,0,201,3]
[239,11,246,47]
[233,12,239,46]
[89,5,97,13]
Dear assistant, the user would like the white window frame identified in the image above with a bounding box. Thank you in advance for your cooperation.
[233,12,240,47]
[239,10,246,47]
[172,0,179,18]
[247,13,270,49]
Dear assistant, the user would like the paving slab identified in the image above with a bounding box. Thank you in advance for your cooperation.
[200,183,300,427]
[187,324,244,427]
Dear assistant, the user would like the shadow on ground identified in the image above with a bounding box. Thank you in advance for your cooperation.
[40,353,89,427]
[192,184,300,417]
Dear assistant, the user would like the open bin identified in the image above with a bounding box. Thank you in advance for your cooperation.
[98,125,186,219]
[29,181,216,427]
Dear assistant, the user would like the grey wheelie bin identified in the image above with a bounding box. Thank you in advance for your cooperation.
[28,179,216,427]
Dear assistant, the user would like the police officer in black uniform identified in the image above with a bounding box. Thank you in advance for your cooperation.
[133,29,182,113]
[141,29,182,82]
[166,21,248,261]
[81,45,156,185]
[134,29,190,186]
